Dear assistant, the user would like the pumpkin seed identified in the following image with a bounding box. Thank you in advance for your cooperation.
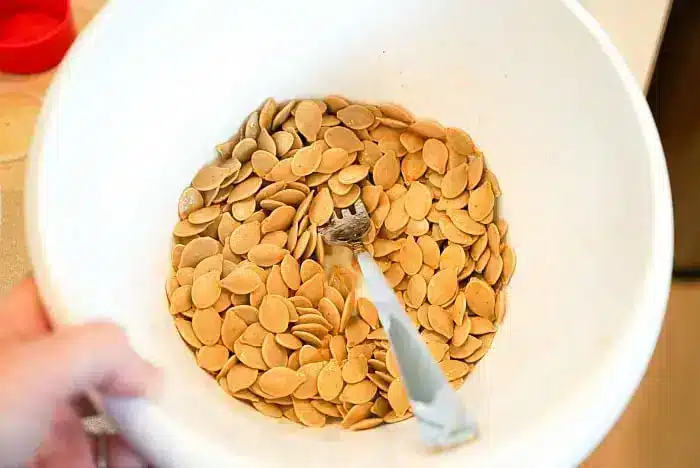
[372,151,400,189]
[337,104,375,129]
[427,269,458,306]
[317,360,344,401]
[169,96,514,430]
[325,126,363,152]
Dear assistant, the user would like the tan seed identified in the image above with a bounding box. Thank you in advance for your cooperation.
[311,400,342,418]
[501,244,516,284]
[445,127,474,155]
[192,166,231,191]
[221,312,247,350]
[357,298,379,330]
[338,164,370,185]
[465,277,496,319]
[339,290,355,334]
[173,219,210,238]
[231,138,258,162]
[272,131,294,157]
[318,297,341,334]
[372,151,400,189]
[294,331,323,347]
[291,145,323,177]
[439,218,474,245]
[276,333,303,350]
[267,158,300,183]
[178,188,204,220]
[337,104,375,129]
[470,316,497,335]
[196,344,229,372]
[309,187,334,226]
[387,379,410,416]
[447,209,486,235]
[484,253,504,285]
[191,270,222,309]
[192,308,222,345]
[465,333,494,363]
[229,221,261,254]
[468,182,495,222]
[422,138,448,174]
[257,367,305,398]
[440,244,467,273]
[261,333,288,368]
[341,402,373,428]
[427,269,458,306]
[428,305,454,338]
[324,126,363,152]
[297,273,324,307]
[405,275,427,308]
[232,304,260,325]
[441,163,469,199]
[342,357,369,384]
[400,151,427,182]
[226,364,259,393]
[298,345,323,366]
[293,361,325,399]
[261,205,295,234]
[251,150,279,178]
[259,294,290,333]
[345,317,370,347]
[247,244,287,267]
[228,176,262,203]
[340,379,377,404]
[220,268,261,295]
[404,181,432,220]
[234,341,268,370]
[409,119,446,139]
[398,236,423,275]
[170,285,193,314]
[417,236,440,269]
[329,335,347,362]
[293,399,326,427]
[468,153,485,189]
[272,100,296,130]
[174,317,203,348]
[450,335,482,359]
[359,140,382,166]
[317,360,344,401]
[317,147,349,174]
[295,100,323,142]
[439,360,471,381]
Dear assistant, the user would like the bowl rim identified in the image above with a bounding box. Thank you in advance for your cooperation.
[24,0,674,465]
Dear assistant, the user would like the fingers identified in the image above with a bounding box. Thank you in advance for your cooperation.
[0,278,51,342]
[25,322,162,400]
[0,323,161,466]
[29,405,93,468]
[101,435,149,468]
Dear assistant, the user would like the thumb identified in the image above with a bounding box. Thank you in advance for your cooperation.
[0,322,161,466]
[11,322,161,401]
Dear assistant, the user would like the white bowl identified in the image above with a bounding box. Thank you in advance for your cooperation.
[26,0,673,466]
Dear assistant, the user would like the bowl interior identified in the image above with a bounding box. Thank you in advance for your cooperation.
[27,0,672,466]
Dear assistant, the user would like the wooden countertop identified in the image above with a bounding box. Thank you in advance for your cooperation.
[0,0,679,465]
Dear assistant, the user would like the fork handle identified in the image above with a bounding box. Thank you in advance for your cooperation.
[356,252,477,448]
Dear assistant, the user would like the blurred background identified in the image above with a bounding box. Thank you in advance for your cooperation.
[1,0,698,466]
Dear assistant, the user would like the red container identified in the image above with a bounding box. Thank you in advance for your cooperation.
[0,0,76,74]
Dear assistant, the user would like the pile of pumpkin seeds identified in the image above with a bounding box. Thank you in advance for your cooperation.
[166,96,516,430]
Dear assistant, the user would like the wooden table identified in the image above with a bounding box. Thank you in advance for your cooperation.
[1,1,682,465]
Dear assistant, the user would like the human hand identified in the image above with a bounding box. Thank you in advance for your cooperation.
[0,279,161,467]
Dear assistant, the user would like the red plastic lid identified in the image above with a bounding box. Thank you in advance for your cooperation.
[0,0,76,74]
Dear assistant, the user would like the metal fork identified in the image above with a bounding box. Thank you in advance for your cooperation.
[321,199,477,449]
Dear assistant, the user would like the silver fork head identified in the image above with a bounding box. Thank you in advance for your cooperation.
[319,199,371,251]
